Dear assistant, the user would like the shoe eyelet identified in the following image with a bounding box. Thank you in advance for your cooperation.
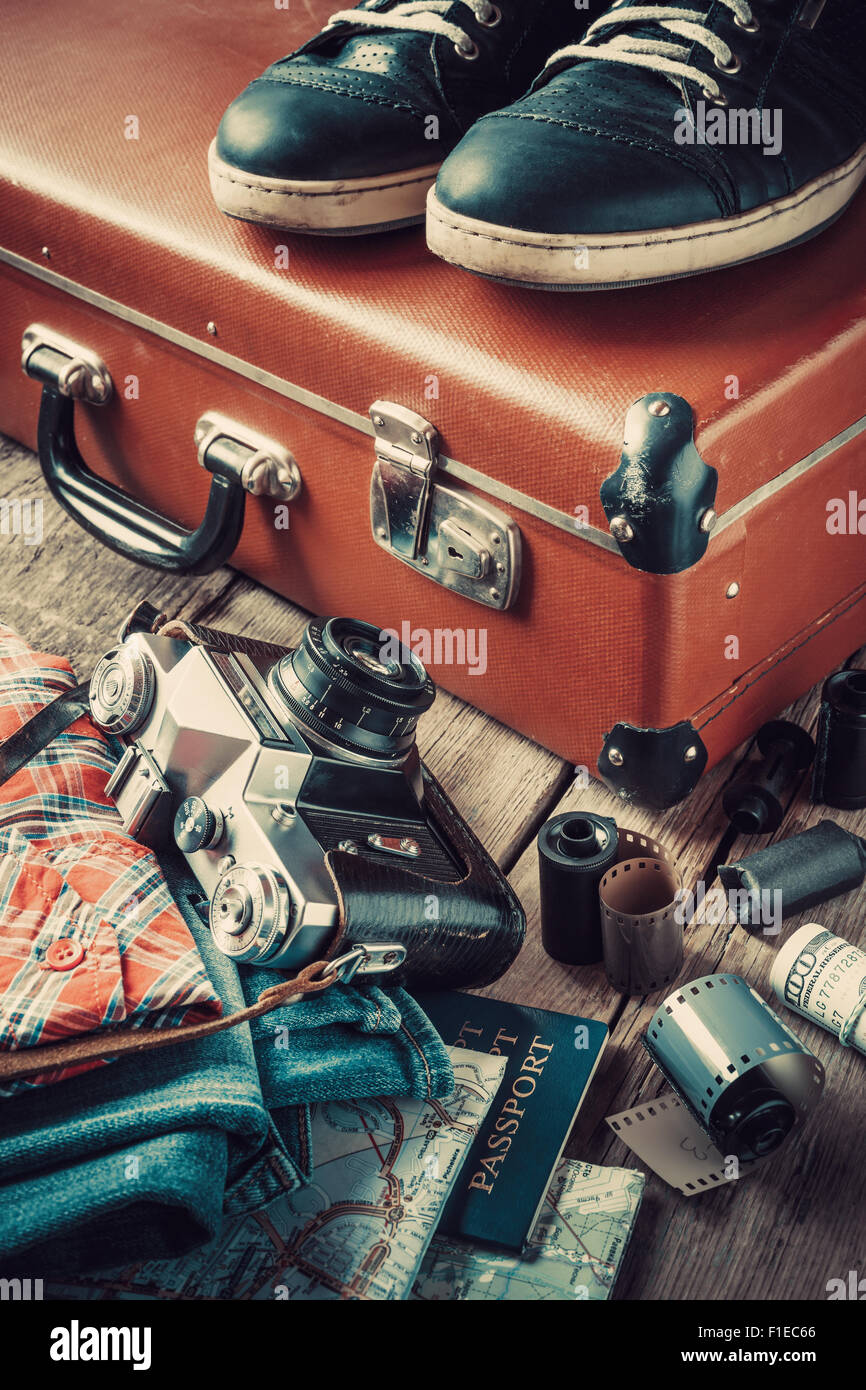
[478,3,502,26]
[734,14,760,30]
[455,38,480,59]
[714,51,741,74]
[702,86,729,107]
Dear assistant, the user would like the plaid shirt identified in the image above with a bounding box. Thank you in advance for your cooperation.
[0,623,222,1096]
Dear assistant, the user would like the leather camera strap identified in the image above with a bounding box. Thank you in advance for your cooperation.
[0,963,334,1083]
[0,680,93,789]
[156,618,291,663]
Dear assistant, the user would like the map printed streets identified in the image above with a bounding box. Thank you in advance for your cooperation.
[412,1160,645,1300]
[48,1047,507,1302]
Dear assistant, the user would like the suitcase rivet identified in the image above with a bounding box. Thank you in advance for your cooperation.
[648,400,671,417]
[373,414,386,428]
[609,515,635,543]
[376,526,387,540]
[206,321,218,336]
[726,581,740,599]
[489,588,500,600]
[41,246,51,259]
[698,508,717,533]
[608,747,625,767]
[683,745,699,763]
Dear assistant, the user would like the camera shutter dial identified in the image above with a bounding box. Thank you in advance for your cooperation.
[174,796,224,853]
[209,863,292,962]
[89,646,156,735]
[214,882,253,935]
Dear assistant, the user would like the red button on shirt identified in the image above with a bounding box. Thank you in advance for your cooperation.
[44,939,86,971]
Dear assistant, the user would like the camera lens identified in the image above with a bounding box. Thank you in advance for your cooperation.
[269,616,435,759]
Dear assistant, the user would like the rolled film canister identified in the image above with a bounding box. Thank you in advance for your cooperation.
[718,820,866,931]
[643,974,825,1163]
[771,923,866,1056]
[537,812,618,965]
[812,669,866,810]
[599,830,683,994]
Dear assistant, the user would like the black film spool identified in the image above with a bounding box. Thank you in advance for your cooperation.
[537,812,618,965]
[812,669,866,810]
[722,718,815,835]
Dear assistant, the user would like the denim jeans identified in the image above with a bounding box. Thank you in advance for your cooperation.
[0,866,453,1277]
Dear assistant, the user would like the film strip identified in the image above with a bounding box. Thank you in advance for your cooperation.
[599,829,684,995]
[606,973,825,1193]
[605,1093,745,1196]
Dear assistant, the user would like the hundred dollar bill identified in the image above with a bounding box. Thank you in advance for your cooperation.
[772,923,866,1055]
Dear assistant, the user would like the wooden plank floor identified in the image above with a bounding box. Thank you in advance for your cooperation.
[2,431,864,1301]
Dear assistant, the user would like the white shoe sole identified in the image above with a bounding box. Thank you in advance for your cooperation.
[208,139,439,235]
[426,142,866,288]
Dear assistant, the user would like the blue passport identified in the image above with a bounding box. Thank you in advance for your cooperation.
[414,990,608,1253]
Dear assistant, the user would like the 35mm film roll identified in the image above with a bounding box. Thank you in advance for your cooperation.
[537,812,618,965]
[599,830,684,994]
[606,973,824,1194]
[772,924,866,1056]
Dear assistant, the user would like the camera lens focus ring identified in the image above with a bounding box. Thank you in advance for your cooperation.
[89,646,156,735]
[306,618,433,711]
[270,617,435,759]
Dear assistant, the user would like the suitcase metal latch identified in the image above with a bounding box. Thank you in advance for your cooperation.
[369,402,520,609]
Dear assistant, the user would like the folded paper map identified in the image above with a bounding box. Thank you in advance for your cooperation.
[48,1047,507,1302]
[411,1159,645,1301]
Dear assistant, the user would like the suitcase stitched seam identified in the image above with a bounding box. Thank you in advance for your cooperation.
[697,587,866,731]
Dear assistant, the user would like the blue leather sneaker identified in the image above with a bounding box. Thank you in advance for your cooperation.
[210,0,602,235]
[427,0,866,287]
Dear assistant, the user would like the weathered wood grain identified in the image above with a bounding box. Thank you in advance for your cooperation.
[0,436,235,669]
[2,430,863,1302]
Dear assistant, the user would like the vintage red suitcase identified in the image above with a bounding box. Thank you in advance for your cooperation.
[0,0,864,808]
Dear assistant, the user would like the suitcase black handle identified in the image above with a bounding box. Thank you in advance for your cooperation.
[22,326,301,574]
[35,384,245,573]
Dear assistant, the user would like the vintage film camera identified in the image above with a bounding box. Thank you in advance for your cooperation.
[89,605,524,989]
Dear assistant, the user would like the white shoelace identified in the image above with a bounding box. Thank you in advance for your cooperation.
[326,1,500,57]
[545,0,758,104]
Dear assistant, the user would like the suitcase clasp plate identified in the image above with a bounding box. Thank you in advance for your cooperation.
[194,411,302,503]
[22,324,113,405]
[369,402,521,610]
